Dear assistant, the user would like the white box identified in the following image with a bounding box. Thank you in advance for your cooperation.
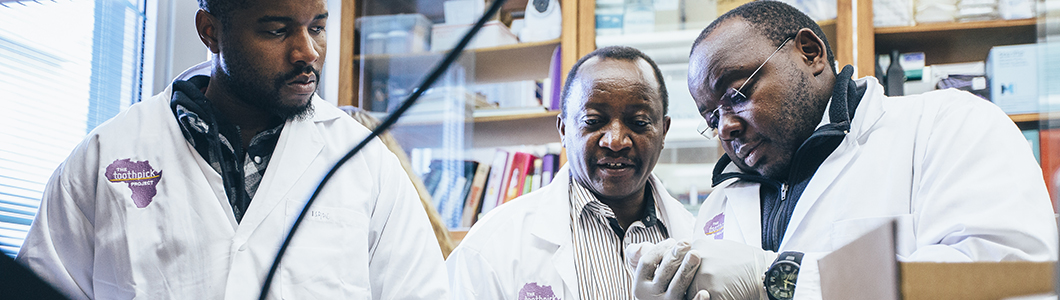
[430,21,518,52]
[987,44,1039,114]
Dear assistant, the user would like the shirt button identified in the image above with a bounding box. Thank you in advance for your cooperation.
[238,244,247,251]
[253,156,262,164]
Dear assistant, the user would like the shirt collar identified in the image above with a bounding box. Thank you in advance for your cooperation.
[569,175,663,228]
[817,98,832,130]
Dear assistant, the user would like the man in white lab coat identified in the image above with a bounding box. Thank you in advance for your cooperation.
[446,46,696,299]
[15,0,448,299]
[633,2,1058,300]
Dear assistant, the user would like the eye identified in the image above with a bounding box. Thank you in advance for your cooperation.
[725,88,749,106]
[310,26,325,34]
[707,109,720,129]
[633,120,650,127]
[266,28,286,36]
[583,118,601,126]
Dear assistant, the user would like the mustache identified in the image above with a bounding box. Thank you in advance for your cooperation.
[284,65,319,82]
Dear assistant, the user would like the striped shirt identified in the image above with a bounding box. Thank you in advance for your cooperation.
[569,175,670,299]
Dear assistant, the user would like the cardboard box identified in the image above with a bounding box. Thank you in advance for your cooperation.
[987,44,1040,114]
[430,21,518,51]
[819,221,1055,300]
[357,14,432,55]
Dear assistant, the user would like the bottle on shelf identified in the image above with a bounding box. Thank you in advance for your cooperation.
[886,50,905,96]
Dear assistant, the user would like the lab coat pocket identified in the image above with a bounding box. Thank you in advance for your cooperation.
[280,200,371,299]
[831,214,915,257]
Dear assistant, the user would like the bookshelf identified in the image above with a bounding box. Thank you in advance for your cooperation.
[341,0,589,244]
[352,39,561,85]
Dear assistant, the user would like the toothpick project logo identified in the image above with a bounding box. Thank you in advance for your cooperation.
[106,158,162,208]
[518,282,560,300]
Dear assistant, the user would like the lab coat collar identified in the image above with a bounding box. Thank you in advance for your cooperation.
[233,97,335,238]
[780,77,887,249]
[527,164,580,297]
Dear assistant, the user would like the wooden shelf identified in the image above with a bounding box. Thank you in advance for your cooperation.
[1011,112,1060,124]
[450,229,468,245]
[873,19,1037,65]
[355,39,561,84]
[474,110,558,123]
[1011,113,1040,123]
[386,111,562,149]
[875,18,1036,35]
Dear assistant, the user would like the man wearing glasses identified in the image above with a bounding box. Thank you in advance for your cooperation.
[632,1,1057,300]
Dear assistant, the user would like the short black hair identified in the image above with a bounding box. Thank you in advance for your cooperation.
[560,46,668,117]
[197,0,249,25]
[692,0,836,73]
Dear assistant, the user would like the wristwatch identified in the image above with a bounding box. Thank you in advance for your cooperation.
[764,251,804,300]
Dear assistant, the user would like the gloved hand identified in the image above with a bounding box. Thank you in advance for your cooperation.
[685,239,778,300]
[627,239,701,300]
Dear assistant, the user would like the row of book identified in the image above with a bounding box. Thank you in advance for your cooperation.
[423,150,562,229]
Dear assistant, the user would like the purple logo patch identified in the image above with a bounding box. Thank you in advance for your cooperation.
[518,282,561,300]
[704,213,724,239]
[105,159,162,208]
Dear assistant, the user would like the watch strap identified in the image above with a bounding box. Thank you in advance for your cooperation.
[773,251,803,266]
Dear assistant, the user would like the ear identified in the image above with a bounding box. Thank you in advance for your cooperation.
[793,28,828,76]
[196,10,221,54]
[661,115,671,138]
[557,114,567,148]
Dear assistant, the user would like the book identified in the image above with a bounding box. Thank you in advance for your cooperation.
[530,157,543,192]
[425,160,479,229]
[503,152,537,203]
[461,162,491,227]
[523,173,536,195]
[480,149,510,216]
[422,160,445,202]
[541,153,559,186]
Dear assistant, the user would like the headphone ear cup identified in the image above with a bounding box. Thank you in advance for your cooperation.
[534,0,549,13]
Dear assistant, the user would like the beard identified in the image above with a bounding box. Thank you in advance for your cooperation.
[759,65,826,180]
[218,45,317,121]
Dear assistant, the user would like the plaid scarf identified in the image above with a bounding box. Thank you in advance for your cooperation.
[169,75,283,223]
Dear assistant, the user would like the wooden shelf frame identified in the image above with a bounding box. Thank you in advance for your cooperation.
[874,18,1036,34]
[340,1,584,108]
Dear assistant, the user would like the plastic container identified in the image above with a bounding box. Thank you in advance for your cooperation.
[357,14,432,54]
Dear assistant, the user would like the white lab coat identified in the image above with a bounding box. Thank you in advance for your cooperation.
[693,78,1059,299]
[16,82,449,300]
[447,164,696,300]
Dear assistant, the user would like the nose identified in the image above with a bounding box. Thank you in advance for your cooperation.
[289,28,321,66]
[599,121,632,152]
[716,110,744,140]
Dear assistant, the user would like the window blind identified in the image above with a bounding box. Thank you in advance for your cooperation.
[0,0,145,257]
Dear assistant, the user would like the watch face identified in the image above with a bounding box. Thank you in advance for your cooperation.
[766,261,799,300]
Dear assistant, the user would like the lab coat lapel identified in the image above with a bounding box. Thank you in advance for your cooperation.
[159,84,239,230]
[235,98,326,236]
[529,165,579,297]
[725,183,763,248]
[780,78,885,249]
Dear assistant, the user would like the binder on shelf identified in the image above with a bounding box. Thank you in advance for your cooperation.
[541,153,559,186]
[424,160,479,229]
[461,162,491,227]
[530,157,544,192]
[480,150,510,216]
[503,152,537,203]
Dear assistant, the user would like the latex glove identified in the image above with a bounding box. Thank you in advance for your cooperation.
[628,239,702,300]
[686,239,778,300]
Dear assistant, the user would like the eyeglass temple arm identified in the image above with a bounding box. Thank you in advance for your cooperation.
[737,37,793,92]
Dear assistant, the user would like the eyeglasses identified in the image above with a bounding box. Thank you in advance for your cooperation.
[698,37,793,140]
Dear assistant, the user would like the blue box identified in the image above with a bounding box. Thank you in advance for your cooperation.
[987,44,1039,114]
